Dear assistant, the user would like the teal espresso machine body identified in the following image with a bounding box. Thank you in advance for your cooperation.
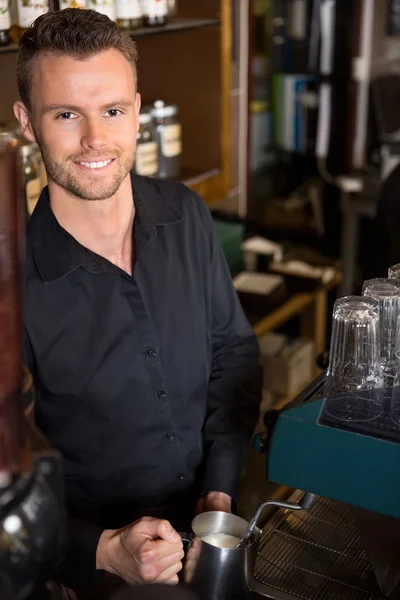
[258,372,400,598]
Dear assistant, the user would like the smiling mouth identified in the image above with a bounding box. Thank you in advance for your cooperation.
[75,158,115,170]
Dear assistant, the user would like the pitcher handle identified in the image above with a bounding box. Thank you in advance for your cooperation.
[178,532,192,546]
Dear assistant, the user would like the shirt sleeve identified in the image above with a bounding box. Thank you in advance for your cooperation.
[377,165,400,270]
[193,194,262,500]
[56,515,105,587]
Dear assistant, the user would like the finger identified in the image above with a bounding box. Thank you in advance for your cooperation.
[143,538,183,560]
[141,545,184,566]
[140,548,184,581]
[195,497,205,515]
[164,575,180,585]
[154,560,183,583]
[136,518,180,544]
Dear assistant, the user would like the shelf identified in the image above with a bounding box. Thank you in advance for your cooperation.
[0,17,220,54]
[0,42,18,54]
[130,17,220,39]
[177,166,224,206]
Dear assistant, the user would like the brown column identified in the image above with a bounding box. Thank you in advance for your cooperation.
[0,142,26,479]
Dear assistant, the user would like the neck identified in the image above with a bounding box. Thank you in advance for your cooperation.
[48,175,135,274]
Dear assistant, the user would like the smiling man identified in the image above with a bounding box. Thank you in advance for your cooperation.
[14,8,261,599]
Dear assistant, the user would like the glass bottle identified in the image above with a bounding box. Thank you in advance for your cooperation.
[20,143,42,219]
[15,0,48,41]
[0,0,11,47]
[88,0,116,21]
[143,0,167,27]
[151,100,182,178]
[60,0,87,9]
[117,0,142,30]
[167,0,176,17]
[134,111,158,177]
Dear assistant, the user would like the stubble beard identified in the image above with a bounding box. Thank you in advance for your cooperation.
[37,138,136,201]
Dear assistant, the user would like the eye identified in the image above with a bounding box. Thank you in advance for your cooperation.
[106,109,122,117]
[56,112,77,120]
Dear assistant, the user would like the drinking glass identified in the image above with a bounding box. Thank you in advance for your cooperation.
[362,278,400,381]
[388,263,400,280]
[324,296,383,422]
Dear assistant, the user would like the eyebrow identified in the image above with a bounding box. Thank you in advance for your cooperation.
[42,99,134,114]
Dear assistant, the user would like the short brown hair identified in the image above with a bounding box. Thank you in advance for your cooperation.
[17,8,138,109]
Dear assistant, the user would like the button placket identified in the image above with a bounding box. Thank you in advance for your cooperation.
[128,272,186,477]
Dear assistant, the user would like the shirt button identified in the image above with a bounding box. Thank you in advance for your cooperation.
[167,433,175,441]
[148,349,157,358]
[158,390,166,399]
[177,473,185,481]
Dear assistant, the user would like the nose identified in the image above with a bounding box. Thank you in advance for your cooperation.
[81,116,108,151]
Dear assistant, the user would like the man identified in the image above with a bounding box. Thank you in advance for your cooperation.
[14,8,261,597]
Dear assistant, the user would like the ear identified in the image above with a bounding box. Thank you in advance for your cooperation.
[134,92,141,134]
[13,101,37,143]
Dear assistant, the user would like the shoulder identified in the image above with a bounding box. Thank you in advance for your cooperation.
[132,175,212,233]
[381,164,400,199]
[378,164,400,223]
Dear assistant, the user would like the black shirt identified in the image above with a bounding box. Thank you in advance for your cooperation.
[24,174,261,585]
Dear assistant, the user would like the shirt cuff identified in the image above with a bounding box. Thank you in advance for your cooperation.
[200,447,242,501]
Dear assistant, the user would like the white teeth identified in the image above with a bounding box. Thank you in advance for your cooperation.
[78,159,112,169]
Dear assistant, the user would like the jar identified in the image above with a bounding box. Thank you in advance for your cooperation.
[0,0,11,47]
[117,0,142,29]
[88,0,116,21]
[167,0,176,16]
[151,100,182,179]
[16,0,48,37]
[135,111,159,177]
[142,0,168,26]
[0,122,18,146]
[20,143,42,218]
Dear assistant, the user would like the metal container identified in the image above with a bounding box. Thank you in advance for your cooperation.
[180,511,260,600]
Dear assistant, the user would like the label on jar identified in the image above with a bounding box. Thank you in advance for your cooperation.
[17,0,48,29]
[88,0,116,20]
[143,0,167,18]
[116,0,141,19]
[135,141,158,176]
[61,0,86,9]
[160,124,182,158]
[26,177,41,216]
[0,0,11,29]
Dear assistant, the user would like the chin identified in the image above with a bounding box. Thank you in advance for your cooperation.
[68,178,124,201]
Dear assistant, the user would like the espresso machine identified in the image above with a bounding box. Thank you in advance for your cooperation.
[250,373,400,600]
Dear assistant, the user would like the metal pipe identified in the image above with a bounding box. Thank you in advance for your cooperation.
[236,492,318,548]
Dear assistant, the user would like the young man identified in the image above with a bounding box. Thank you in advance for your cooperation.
[14,8,261,598]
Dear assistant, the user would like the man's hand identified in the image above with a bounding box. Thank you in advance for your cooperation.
[96,517,184,585]
[195,491,232,515]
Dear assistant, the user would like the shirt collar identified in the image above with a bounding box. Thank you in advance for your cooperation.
[28,173,182,284]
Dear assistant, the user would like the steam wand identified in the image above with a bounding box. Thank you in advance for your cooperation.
[235,492,318,549]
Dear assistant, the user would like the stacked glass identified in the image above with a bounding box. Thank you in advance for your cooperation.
[324,296,383,422]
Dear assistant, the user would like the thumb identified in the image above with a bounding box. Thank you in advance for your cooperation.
[138,517,181,544]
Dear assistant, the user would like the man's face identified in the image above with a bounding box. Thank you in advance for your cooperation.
[14,48,140,201]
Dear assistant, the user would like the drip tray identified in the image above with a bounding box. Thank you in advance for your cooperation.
[253,496,384,600]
